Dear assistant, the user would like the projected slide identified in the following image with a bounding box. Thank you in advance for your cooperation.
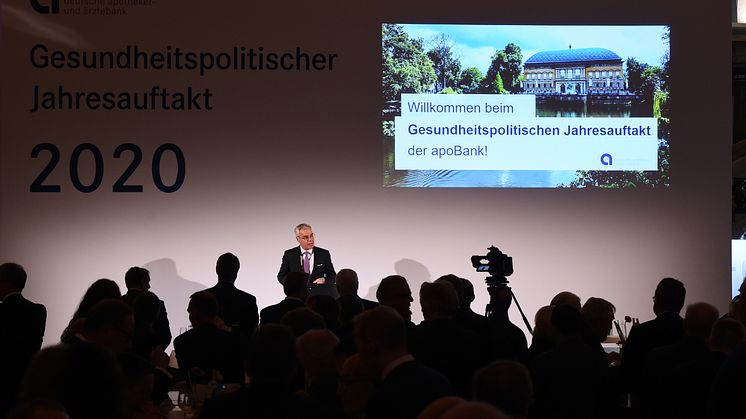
[382,24,671,188]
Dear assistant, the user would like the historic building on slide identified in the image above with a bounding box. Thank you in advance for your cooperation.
[521,47,627,95]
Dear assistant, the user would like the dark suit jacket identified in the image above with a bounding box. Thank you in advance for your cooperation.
[0,293,46,414]
[207,282,259,339]
[259,298,306,326]
[529,337,610,419]
[365,360,452,419]
[620,311,684,394]
[361,297,379,310]
[198,380,322,419]
[277,246,336,285]
[411,318,486,396]
[173,324,247,384]
[122,289,172,348]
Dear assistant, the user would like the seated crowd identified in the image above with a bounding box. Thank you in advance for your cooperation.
[1,257,745,419]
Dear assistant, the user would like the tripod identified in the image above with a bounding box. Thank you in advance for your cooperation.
[484,276,534,335]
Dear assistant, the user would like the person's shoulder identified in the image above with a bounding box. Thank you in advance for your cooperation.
[284,246,300,255]
[314,246,330,254]
[260,301,280,314]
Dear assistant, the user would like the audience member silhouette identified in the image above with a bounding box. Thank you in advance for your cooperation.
[410,281,483,396]
[130,291,162,359]
[418,396,465,419]
[336,294,365,355]
[621,277,686,404]
[260,272,308,326]
[338,354,376,419]
[581,297,616,344]
[728,277,746,326]
[529,304,609,419]
[122,267,171,348]
[20,342,127,419]
[527,305,558,361]
[355,306,452,419]
[550,291,582,310]
[472,360,533,419]
[420,398,511,419]
[639,302,719,419]
[706,339,746,419]
[197,324,321,419]
[673,318,745,419]
[484,286,528,362]
[336,268,378,310]
[61,278,121,343]
[453,277,490,335]
[117,351,160,419]
[76,299,135,354]
[280,307,326,338]
[296,330,344,419]
[0,263,47,417]
[434,275,464,306]
[306,294,339,332]
[5,398,70,419]
[173,291,247,385]
[580,297,618,362]
[206,253,259,340]
[375,275,416,340]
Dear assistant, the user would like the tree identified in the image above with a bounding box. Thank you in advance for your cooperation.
[480,43,523,93]
[457,67,484,93]
[625,57,648,94]
[660,27,670,92]
[427,34,461,92]
[382,24,436,104]
[494,73,507,94]
[639,66,662,103]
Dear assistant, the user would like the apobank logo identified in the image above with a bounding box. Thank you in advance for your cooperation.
[30,0,60,14]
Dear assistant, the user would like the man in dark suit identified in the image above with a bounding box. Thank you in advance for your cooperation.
[621,277,686,408]
[0,262,47,417]
[122,266,172,348]
[260,272,308,326]
[355,306,452,419]
[173,291,247,385]
[277,223,336,297]
[207,253,258,339]
[336,268,378,310]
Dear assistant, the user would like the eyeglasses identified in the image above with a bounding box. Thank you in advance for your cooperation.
[297,233,315,241]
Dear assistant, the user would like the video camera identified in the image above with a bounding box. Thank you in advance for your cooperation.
[471,245,513,285]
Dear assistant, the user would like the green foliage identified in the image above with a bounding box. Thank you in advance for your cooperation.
[382,120,395,137]
[458,67,484,94]
[438,87,459,94]
[639,66,661,103]
[625,57,648,94]
[382,24,436,103]
[567,141,670,188]
[660,27,670,91]
[427,34,462,93]
[480,43,523,94]
[494,73,507,94]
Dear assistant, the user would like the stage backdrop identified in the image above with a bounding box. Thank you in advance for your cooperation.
[0,0,732,347]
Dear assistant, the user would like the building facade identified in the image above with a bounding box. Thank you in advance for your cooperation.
[521,47,627,95]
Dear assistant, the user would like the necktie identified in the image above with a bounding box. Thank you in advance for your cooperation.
[303,251,310,274]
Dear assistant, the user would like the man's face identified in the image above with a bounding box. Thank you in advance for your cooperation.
[140,274,151,291]
[296,227,315,251]
[385,280,413,321]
